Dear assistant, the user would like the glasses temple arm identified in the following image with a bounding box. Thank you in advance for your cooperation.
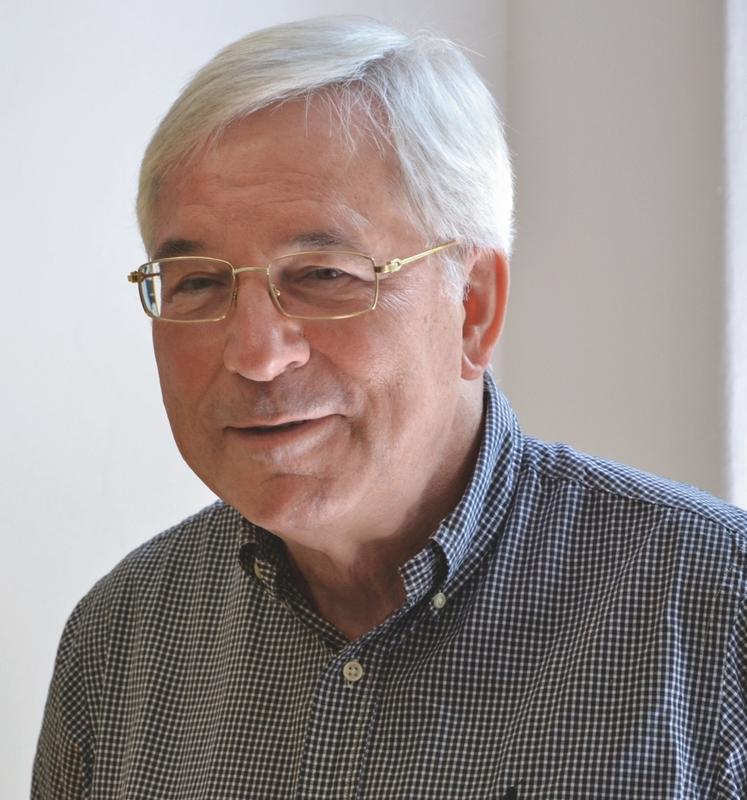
[376,239,458,275]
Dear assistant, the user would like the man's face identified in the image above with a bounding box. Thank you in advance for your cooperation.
[151,100,482,554]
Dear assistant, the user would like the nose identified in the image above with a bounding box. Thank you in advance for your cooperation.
[222,272,311,382]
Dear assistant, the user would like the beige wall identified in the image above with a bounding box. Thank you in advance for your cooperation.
[500,0,729,498]
[727,0,747,508]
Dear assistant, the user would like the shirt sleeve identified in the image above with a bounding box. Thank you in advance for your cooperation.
[713,596,747,798]
[31,607,91,800]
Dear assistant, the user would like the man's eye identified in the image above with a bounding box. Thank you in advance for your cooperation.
[291,264,368,282]
[174,274,226,293]
[305,267,348,281]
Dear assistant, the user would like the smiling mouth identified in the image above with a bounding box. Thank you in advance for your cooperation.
[224,415,337,455]
[249,420,308,434]
[231,416,334,436]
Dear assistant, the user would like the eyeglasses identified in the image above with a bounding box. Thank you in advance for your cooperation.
[127,241,457,323]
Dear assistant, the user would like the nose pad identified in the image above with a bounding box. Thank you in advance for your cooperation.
[222,273,310,382]
[268,282,284,311]
[228,285,239,313]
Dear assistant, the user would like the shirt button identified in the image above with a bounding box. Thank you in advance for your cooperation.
[253,561,263,581]
[432,592,447,609]
[342,660,364,684]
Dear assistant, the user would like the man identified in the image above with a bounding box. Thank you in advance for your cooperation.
[33,16,746,799]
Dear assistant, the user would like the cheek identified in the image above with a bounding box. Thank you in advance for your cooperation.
[153,327,221,428]
[341,305,463,429]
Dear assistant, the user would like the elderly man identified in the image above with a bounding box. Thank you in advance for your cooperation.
[34,16,746,799]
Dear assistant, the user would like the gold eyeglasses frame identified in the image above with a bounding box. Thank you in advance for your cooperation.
[127,240,458,323]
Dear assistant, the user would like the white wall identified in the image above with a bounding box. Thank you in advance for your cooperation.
[2,1,738,797]
[0,2,507,797]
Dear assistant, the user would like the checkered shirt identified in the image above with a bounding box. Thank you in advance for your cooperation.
[33,374,747,798]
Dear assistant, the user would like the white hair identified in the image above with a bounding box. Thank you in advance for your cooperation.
[137,16,514,295]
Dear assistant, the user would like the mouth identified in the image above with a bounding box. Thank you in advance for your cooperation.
[247,420,309,434]
[224,415,337,451]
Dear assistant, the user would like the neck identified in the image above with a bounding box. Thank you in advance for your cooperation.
[285,542,409,640]
[284,384,485,640]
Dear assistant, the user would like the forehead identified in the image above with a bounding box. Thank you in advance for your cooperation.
[151,100,414,256]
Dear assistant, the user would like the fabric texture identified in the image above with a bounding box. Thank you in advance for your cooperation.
[33,375,747,799]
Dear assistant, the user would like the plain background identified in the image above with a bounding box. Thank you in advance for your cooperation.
[2,1,744,796]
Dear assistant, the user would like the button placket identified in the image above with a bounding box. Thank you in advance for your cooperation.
[297,651,376,797]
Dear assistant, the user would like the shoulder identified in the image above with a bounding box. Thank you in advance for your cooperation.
[34,502,247,785]
[91,499,240,589]
[515,437,747,586]
[65,501,244,647]
[520,436,747,534]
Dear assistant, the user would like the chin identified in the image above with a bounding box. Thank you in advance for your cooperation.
[225,472,348,536]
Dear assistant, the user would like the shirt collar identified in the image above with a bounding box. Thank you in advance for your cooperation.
[401,370,524,603]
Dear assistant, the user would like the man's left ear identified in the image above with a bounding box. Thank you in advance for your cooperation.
[461,250,510,380]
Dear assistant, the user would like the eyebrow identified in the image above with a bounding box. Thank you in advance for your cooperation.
[151,229,368,262]
[290,229,366,252]
[152,238,205,260]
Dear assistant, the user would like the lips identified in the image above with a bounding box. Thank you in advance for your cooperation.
[224,414,337,444]
[246,420,308,434]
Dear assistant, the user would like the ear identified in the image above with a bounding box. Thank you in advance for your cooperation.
[461,250,510,380]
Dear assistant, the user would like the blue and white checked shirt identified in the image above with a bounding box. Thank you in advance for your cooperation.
[33,375,747,798]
